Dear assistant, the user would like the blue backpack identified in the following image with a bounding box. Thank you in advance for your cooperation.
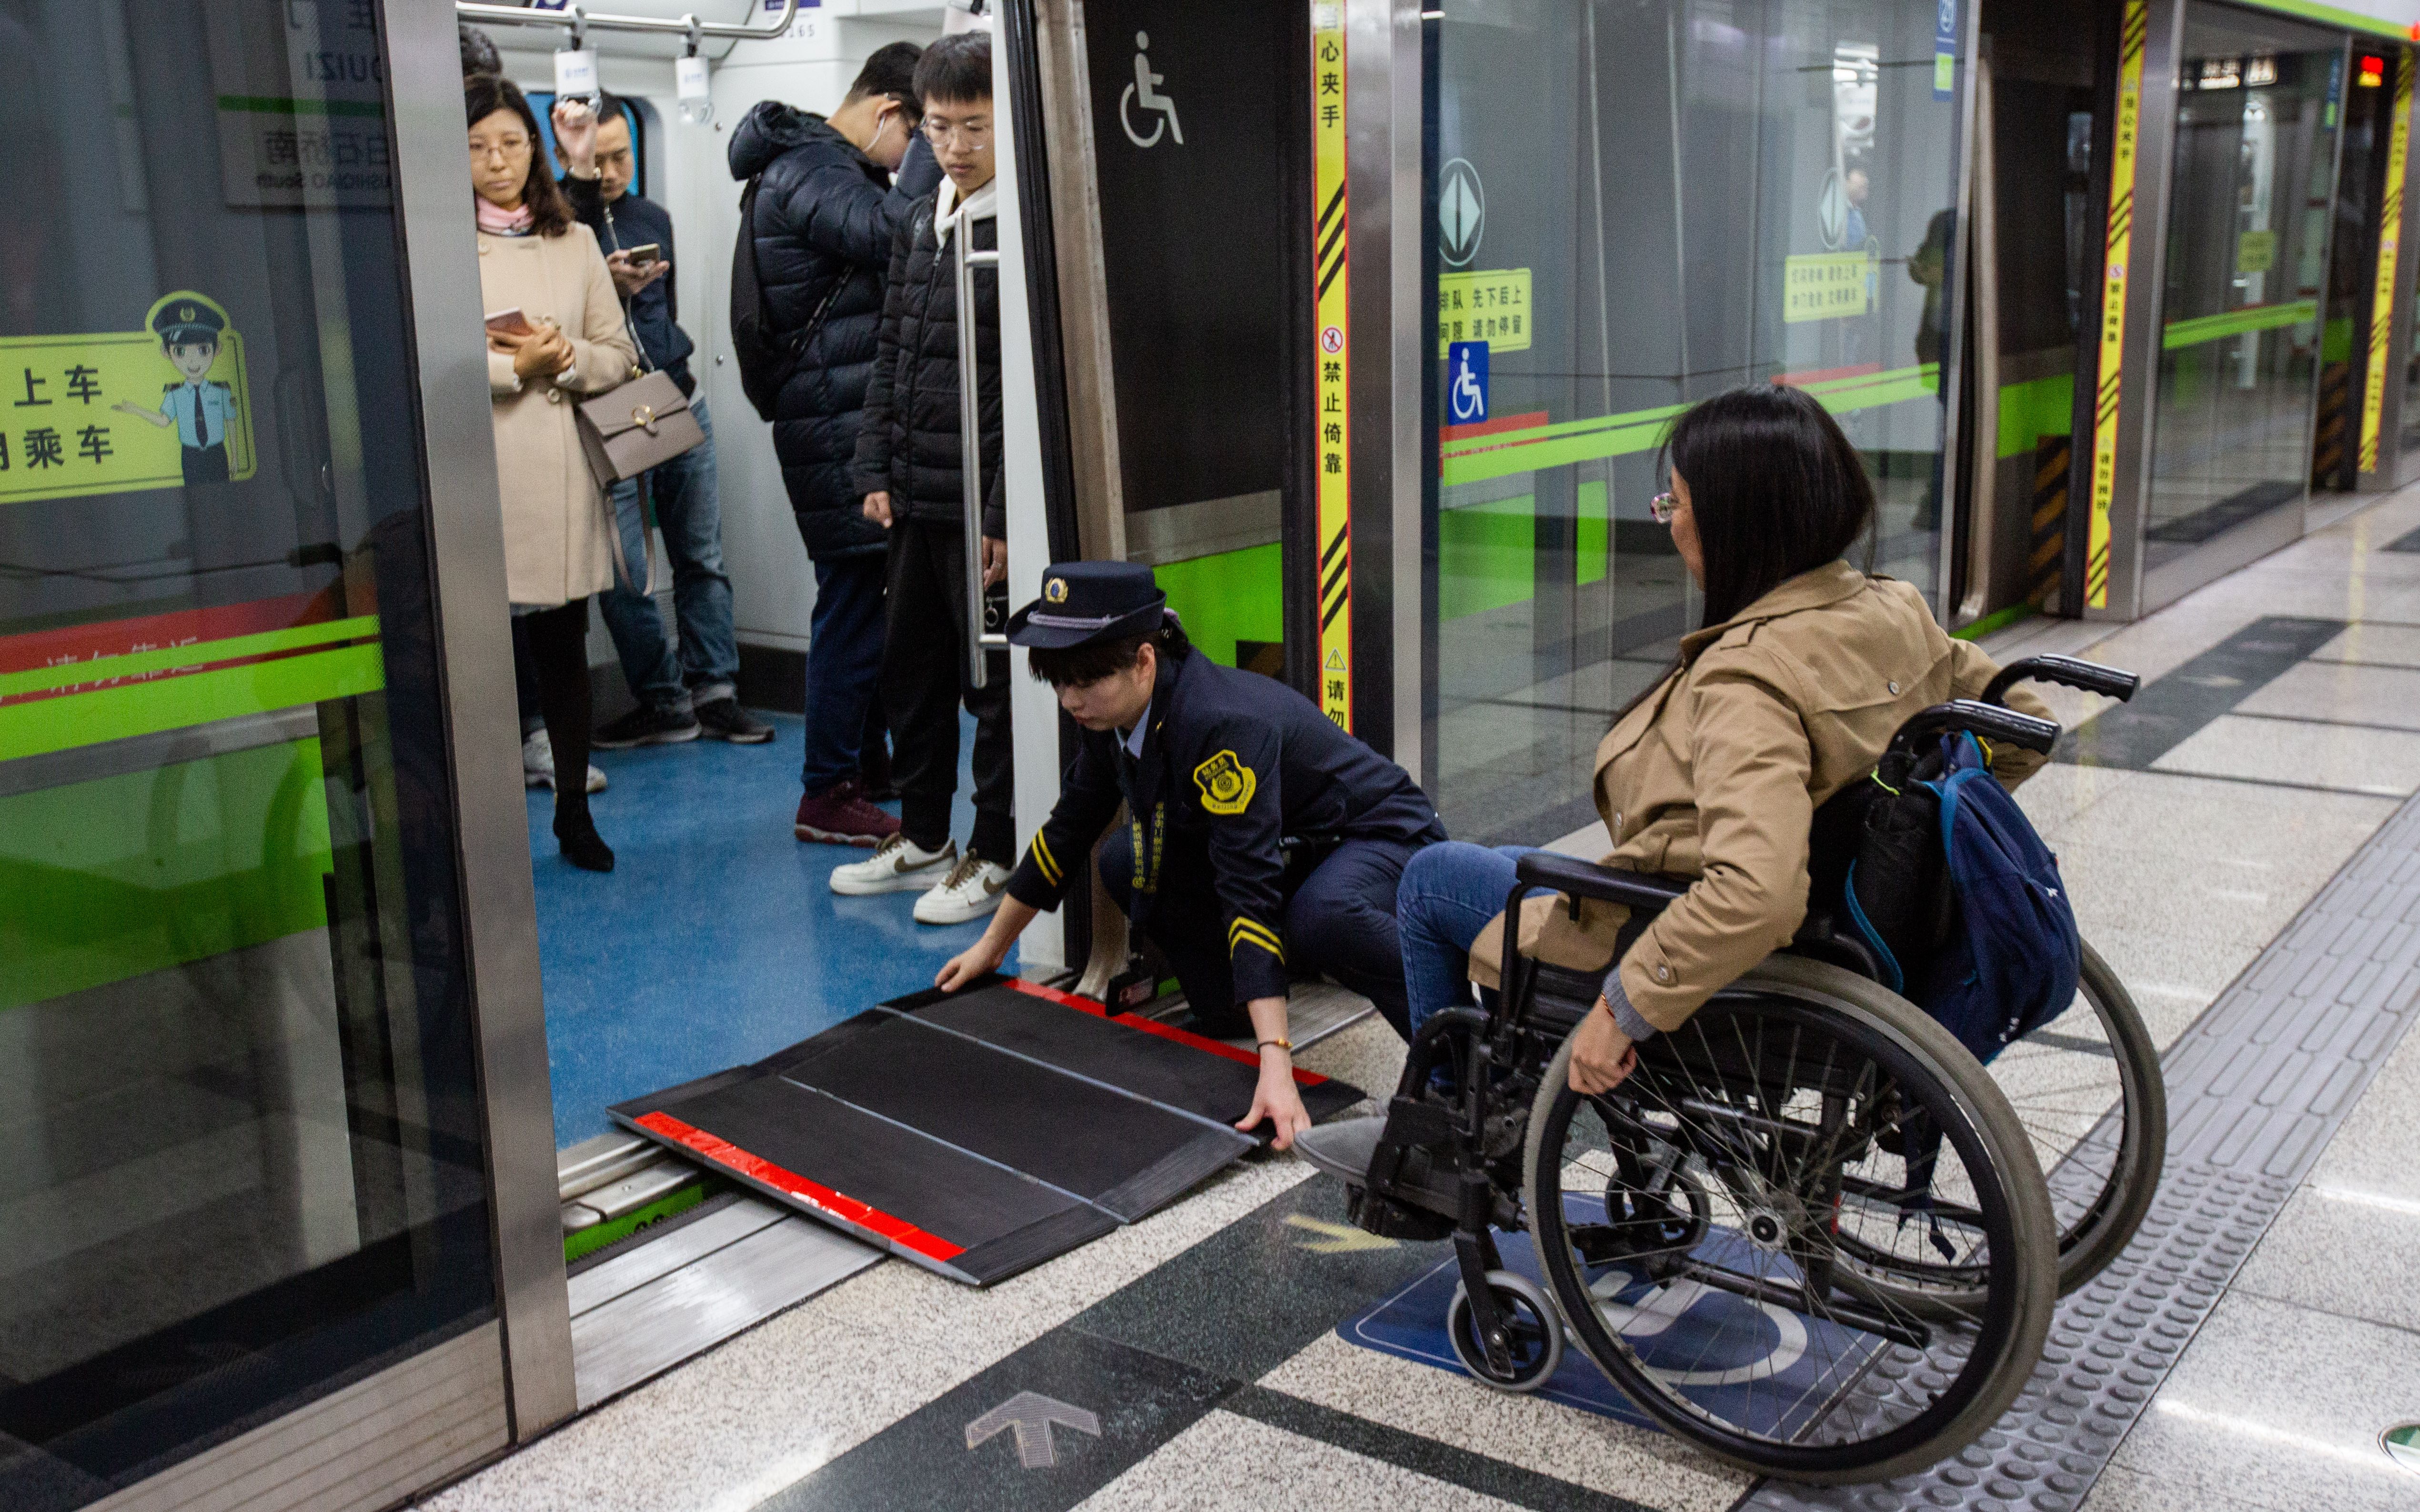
[1835,732,2078,1063]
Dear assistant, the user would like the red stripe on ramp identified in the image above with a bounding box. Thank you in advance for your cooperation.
[632,1110,966,1265]
[1003,977,1332,1086]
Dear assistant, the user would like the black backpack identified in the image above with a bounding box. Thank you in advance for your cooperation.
[728,172,852,424]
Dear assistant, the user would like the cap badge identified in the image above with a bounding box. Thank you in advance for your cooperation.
[1044,577,1069,604]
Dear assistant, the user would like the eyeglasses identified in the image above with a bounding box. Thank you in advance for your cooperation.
[922,117,993,148]
[1649,491,1679,524]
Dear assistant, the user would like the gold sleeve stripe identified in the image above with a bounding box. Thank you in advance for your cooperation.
[1030,833,1061,886]
[1227,917,1286,961]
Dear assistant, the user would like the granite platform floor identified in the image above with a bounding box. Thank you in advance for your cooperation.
[422,487,2420,1512]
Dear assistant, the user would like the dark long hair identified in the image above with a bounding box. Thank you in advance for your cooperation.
[464,74,574,238]
[1661,383,1875,628]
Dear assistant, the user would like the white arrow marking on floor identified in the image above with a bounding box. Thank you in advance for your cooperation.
[964,1391,1101,1469]
[1284,1214,1400,1253]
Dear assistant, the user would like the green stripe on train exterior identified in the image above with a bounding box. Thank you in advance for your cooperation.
[0,738,336,1009]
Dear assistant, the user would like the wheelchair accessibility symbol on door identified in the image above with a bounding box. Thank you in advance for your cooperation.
[1448,341,1489,425]
[1120,32,1184,148]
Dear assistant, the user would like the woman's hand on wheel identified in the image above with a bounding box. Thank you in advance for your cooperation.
[1568,998,1638,1095]
[1238,1054,1313,1151]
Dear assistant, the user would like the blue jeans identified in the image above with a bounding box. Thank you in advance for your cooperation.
[1399,841,1545,1038]
[600,397,737,711]
[800,553,888,793]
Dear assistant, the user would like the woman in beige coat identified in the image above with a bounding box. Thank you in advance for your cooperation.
[1298,384,2051,1183]
[468,74,636,871]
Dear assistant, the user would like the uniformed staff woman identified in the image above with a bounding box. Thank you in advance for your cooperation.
[1295,384,2051,1186]
[935,562,1444,1149]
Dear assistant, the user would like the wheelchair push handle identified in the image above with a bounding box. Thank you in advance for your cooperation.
[1888,699,2061,758]
[1981,654,2140,706]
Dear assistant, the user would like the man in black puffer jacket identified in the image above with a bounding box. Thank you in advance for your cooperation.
[829,33,1013,928]
[728,43,942,845]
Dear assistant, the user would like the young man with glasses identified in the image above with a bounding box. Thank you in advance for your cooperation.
[832,32,1016,924]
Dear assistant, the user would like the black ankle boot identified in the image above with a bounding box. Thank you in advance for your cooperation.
[554,808,615,872]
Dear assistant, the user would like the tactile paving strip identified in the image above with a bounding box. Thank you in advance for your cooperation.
[1741,790,2420,1511]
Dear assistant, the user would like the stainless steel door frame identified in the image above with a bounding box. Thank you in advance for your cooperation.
[387,0,578,1444]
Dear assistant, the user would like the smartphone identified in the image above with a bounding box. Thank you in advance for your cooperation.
[623,244,662,269]
[484,307,534,337]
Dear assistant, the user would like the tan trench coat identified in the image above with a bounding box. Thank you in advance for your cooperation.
[1469,560,2051,1032]
[478,222,637,607]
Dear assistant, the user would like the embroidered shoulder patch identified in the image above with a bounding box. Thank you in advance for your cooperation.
[1191,750,1257,816]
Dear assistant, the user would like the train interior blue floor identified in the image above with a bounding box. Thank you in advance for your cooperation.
[526,710,1009,1149]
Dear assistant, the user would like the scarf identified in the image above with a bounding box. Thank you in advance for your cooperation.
[476,197,535,235]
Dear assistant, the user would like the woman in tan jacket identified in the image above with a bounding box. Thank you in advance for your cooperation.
[468,75,637,871]
[1299,385,2050,1184]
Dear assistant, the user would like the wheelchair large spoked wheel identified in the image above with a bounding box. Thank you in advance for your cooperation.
[1828,939,2166,1310]
[1523,957,2056,1484]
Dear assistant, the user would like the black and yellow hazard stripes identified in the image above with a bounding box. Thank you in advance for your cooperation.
[1228,915,1286,966]
[1312,13,1352,731]
[2361,55,2412,476]
[2085,0,2147,610]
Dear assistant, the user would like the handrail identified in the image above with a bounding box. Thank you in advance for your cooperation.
[454,0,799,45]
[958,213,1006,686]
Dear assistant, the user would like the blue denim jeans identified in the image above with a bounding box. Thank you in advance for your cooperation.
[800,553,888,794]
[1398,841,1545,1038]
[600,396,737,711]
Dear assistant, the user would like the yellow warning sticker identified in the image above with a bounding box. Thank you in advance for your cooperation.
[1436,269,1532,355]
[1313,14,1352,732]
[0,292,256,507]
[2361,59,2410,475]
[1782,252,1874,323]
[2087,1,2148,609]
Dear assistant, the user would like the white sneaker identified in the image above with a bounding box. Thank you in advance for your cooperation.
[522,729,606,794]
[912,854,1013,925]
[831,834,956,896]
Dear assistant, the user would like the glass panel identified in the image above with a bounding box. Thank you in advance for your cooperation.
[0,4,493,1504]
[2144,6,2339,575]
[1429,0,1965,846]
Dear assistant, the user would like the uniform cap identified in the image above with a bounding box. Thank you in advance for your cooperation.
[1006,560,1168,650]
[152,300,226,346]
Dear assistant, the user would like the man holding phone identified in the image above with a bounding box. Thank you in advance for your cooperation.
[554,95,770,749]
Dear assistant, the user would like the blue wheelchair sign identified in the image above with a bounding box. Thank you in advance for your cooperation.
[1448,341,1490,425]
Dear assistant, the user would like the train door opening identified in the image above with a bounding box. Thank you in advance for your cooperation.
[1422,0,1970,846]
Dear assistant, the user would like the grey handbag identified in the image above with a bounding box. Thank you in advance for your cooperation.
[574,368,704,489]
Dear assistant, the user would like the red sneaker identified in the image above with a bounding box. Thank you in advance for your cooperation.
[795,780,902,847]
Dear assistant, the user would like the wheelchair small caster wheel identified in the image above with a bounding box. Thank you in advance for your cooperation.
[1448,1270,1563,1392]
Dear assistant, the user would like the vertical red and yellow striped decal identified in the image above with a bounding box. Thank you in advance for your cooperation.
[1312,11,1353,731]
[2360,54,2412,476]
[2087,0,2148,610]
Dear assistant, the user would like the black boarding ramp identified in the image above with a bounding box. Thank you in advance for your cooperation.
[611,978,1365,1285]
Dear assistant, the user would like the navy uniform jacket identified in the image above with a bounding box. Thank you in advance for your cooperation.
[1006,649,1445,1004]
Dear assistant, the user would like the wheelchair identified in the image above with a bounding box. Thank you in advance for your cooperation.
[1343,656,2166,1484]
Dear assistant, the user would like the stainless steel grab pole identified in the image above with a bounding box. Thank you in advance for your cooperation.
[454,0,800,43]
[957,212,1004,687]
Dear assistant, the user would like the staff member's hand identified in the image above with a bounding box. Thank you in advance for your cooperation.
[1567,997,1638,1095]
[863,490,894,527]
[980,535,1007,588]
[936,896,1035,992]
[1239,1055,1313,1151]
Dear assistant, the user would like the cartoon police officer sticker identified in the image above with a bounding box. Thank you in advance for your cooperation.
[1192,750,1257,816]
[113,292,242,486]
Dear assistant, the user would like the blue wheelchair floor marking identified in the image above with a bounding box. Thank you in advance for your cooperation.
[1339,1202,1882,1438]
